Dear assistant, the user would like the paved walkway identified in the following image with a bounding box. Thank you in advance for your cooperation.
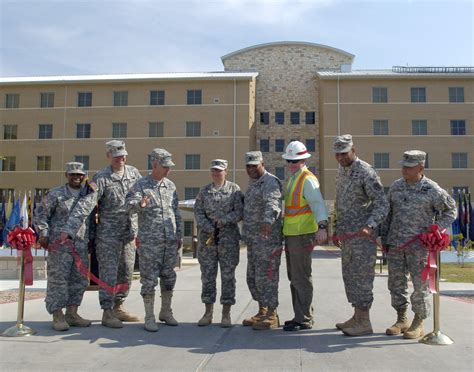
[0,247,473,371]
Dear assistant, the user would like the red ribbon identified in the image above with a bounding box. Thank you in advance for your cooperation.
[48,240,129,295]
[420,224,450,294]
[7,227,37,286]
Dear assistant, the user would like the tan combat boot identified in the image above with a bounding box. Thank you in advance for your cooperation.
[403,314,424,339]
[65,305,92,327]
[102,309,123,328]
[221,304,232,328]
[342,308,373,336]
[198,304,214,326]
[143,294,158,332]
[113,302,140,322]
[335,308,356,330]
[386,308,409,335]
[242,305,267,326]
[252,308,280,330]
[52,309,70,331]
[158,290,178,326]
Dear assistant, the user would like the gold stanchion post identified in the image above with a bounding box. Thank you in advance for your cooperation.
[419,250,453,345]
[2,252,37,337]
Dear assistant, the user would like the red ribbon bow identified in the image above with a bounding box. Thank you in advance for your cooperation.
[420,224,450,294]
[7,227,38,286]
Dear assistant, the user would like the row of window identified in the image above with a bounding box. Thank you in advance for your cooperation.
[372,87,465,103]
[3,90,202,109]
[260,111,316,125]
[371,153,468,169]
[372,120,467,136]
[260,139,316,153]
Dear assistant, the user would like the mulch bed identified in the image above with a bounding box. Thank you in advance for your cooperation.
[0,290,46,304]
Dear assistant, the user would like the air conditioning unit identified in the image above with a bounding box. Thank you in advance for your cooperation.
[213,130,220,136]
[213,97,220,103]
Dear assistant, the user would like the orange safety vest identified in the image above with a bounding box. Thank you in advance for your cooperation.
[283,169,318,236]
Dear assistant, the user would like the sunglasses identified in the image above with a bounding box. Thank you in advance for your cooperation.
[286,159,301,164]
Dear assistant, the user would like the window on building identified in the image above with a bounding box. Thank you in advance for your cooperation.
[424,153,429,169]
[37,156,51,171]
[411,87,426,103]
[5,94,19,108]
[412,120,428,135]
[306,139,316,152]
[275,139,285,152]
[184,220,194,237]
[147,155,153,170]
[34,188,49,202]
[290,112,300,125]
[38,124,53,139]
[185,154,200,169]
[0,188,15,203]
[112,122,127,138]
[74,155,90,170]
[260,139,269,152]
[76,123,91,138]
[149,122,164,137]
[305,111,315,125]
[1,156,16,171]
[372,87,388,103]
[113,91,128,106]
[187,90,202,105]
[40,92,54,108]
[185,187,200,200]
[275,112,284,125]
[260,112,269,125]
[373,120,389,135]
[450,120,466,135]
[452,153,467,168]
[78,92,92,107]
[186,121,201,137]
[275,167,285,180]
[3,125,17,139]
[374,153,390,169]
[150,90,165,105]
[449,87,464,103]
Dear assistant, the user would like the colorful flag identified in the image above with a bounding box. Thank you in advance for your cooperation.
[468,192,473,242]
[457,192,466,244]
[2,199,21,247]
[20,194,28,229]
[0,200,5,246]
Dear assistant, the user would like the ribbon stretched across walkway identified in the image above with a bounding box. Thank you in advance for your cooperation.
[7,227,37,286]
[420,225,450,294]
[48,240,129,295]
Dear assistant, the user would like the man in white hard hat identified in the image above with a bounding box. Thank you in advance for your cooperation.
[281,141,328,331]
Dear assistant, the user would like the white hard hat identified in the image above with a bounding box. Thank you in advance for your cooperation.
[281,141,312,160]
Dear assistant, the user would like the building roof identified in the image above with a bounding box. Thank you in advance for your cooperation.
[0,71,259,85]
[221,41,355,61]
[317,66,474,79]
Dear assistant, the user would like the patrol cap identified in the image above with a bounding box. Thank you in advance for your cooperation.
[210,159,228,170]
[65,162,86,175]
[245,151,263,165]
[333,134,353,153]
[400,150,426,167]
[106,140,128,157]
[150,148,175,167]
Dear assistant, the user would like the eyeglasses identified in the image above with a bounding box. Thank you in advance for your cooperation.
[286,160,300,164]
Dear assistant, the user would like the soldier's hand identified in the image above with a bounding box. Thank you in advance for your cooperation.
[60,232,71,243]
[38,236,49,249]
[359,226,374,238]
[315,229,327,246]
[140,196,150,208]
[260,223,272,239]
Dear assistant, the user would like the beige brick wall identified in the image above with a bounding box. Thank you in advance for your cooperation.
[0,256,47,280]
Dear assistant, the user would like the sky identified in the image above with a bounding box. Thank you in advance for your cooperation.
[0,0,473,77]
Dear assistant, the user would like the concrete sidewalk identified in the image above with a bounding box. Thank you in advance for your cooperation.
[0,247,473,371]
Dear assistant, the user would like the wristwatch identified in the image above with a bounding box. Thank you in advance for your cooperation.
[318,222,328,230]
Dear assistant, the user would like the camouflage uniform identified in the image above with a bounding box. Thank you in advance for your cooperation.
[243,170,283,309]
[194,180,243,305]
[34,184,90,314]
[126,175,182,296]
[335,157,389,309]
[63,164,141,310]
[382,176,456,318]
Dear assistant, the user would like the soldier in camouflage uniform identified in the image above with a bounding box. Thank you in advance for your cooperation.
[61,140,141,328]
[194,159,244,328]
[125,148,182,332]
[381,150,456,339]
[333,134,389,336]
[242,151,283,330]
[34,162,92,331]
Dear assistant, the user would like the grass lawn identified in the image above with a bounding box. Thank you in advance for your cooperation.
[440,262,474,283]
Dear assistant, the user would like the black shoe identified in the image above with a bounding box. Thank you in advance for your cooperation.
[283,320,313,331]
[284,319,296,326]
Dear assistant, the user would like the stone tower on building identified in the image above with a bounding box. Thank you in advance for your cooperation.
[222,41,354,179]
